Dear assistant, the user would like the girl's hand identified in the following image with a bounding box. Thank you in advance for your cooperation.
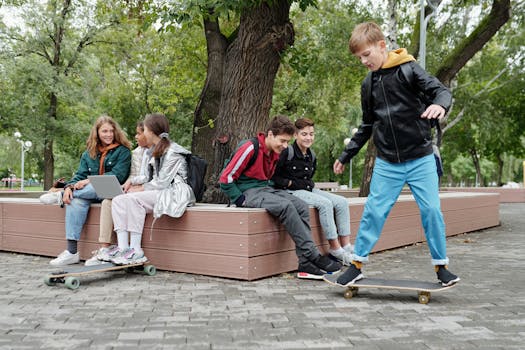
[62,187,73,205]
[122,179,132,192]
[128,185,144,193]
[73,179,90,190]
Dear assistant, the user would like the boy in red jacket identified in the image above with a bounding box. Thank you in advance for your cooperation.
[220,115,341,279]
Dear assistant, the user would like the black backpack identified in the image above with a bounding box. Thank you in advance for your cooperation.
[183,154,207,202]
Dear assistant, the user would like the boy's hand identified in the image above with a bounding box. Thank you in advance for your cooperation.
[333,160,345,175]
[421,104,445,120]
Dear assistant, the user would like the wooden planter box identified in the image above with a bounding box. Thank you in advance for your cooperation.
[0,192,499,280]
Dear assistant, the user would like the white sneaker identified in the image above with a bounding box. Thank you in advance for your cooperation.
[49,250,79,266]
[84,246,115,266]
[112,248,147,265]
[97,245,121,262]
[84,254,105,266]
[39,191,63,205]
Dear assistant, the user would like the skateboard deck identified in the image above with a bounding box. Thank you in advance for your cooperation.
[44,261,156,290]
[323,274,456,304]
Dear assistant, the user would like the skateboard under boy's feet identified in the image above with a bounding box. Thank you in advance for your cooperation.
[44,261,156,290]
[323,274,457,304]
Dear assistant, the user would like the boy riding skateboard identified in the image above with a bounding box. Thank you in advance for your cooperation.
[332,22,460,287]
[220,115,341,279]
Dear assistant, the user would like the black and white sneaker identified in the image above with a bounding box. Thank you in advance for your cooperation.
[311,254,342,274]
[297,261,325,280]
[336,263,364,286]
[436,265,460,286]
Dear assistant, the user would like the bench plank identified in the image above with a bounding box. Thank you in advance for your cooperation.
[0,192,500,280]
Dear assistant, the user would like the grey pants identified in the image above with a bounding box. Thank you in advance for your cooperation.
[243,187,319,264]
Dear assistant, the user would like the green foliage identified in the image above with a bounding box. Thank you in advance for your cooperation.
[1,0,522,187]
[271,0,377,184]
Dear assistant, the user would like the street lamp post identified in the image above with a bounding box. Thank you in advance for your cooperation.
[343,127,359,189]
[14,132,32,191]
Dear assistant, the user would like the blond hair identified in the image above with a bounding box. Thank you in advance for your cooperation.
[349,22,385,54]
[86,115,131,158]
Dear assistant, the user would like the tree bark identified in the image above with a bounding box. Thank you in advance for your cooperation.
[43,0,72,189]
[435,0,510,86]
[43,92,57,189]
[358,139,376,197]
[195,1,294,203]
[192,17,229,202]
[470,148,484,187]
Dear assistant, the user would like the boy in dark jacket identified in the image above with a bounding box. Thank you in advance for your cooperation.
[220,115,341,279]
[332,22,459,287]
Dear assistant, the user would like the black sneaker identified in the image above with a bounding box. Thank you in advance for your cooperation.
[436,265,460,286]
[297,261,324,280]
[311,254,342,273]
[336,263,364,286]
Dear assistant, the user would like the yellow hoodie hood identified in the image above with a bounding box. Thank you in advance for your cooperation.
[382,48,415,69]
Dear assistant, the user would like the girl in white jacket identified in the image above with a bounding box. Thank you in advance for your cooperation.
[110,113,195,264]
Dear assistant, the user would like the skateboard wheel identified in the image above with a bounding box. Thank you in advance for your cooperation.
[418,292,431,304]
[144,265,156,276]
[343,289,357,299]
[64,276,80,290]
[43,276,56,286]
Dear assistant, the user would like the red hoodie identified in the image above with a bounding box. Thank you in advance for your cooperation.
[219,133,280,203]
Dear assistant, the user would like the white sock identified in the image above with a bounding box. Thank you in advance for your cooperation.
[130,231,143,252]
[116,230,129,250]
[343,244,353,253]
[330,247,345,257]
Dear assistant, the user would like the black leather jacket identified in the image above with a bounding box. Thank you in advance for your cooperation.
[272,142,316,191]
[339,61,452,164]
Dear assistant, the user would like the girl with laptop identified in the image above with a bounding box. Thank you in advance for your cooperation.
[43,115,132,266]
[84,121,153,266]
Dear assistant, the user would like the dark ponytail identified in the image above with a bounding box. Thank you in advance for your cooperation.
[144,113,170,158]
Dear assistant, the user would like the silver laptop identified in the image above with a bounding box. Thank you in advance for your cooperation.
[88,175,124,199]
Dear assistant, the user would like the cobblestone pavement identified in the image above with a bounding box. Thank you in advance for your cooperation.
[1,203,524,350]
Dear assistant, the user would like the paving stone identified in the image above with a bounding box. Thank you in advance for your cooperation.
[1,203,524,349]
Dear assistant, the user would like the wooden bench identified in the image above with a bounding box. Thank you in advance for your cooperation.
[314,182,340,191]
[0,192,500,280]
[441,187,525,203]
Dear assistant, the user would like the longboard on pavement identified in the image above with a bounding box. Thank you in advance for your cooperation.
[44,261,156,290]
[323,274,456,304]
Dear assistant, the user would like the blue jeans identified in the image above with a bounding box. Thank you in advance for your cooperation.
[291,189,351,241]
[65,184,101,241]
[353,154,449,265]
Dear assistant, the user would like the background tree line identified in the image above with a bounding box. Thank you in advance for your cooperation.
[0,0,523,197]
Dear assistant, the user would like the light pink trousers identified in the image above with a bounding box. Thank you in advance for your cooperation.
[111,190,158,234]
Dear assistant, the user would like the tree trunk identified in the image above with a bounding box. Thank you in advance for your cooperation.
[196,1,294,203]
[358,139,376,197]
[435,0,510,86]
[192,17,229,202]
[470,148,484,187]
[385,0,398,50]
[496,154,504,186]
[43,92,58,190]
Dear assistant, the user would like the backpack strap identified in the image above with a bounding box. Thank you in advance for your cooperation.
[400,62,443,147]
[287,144,316,163]
[286,145,294,161]
[245,137,259,170]
[363,72,373,118]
